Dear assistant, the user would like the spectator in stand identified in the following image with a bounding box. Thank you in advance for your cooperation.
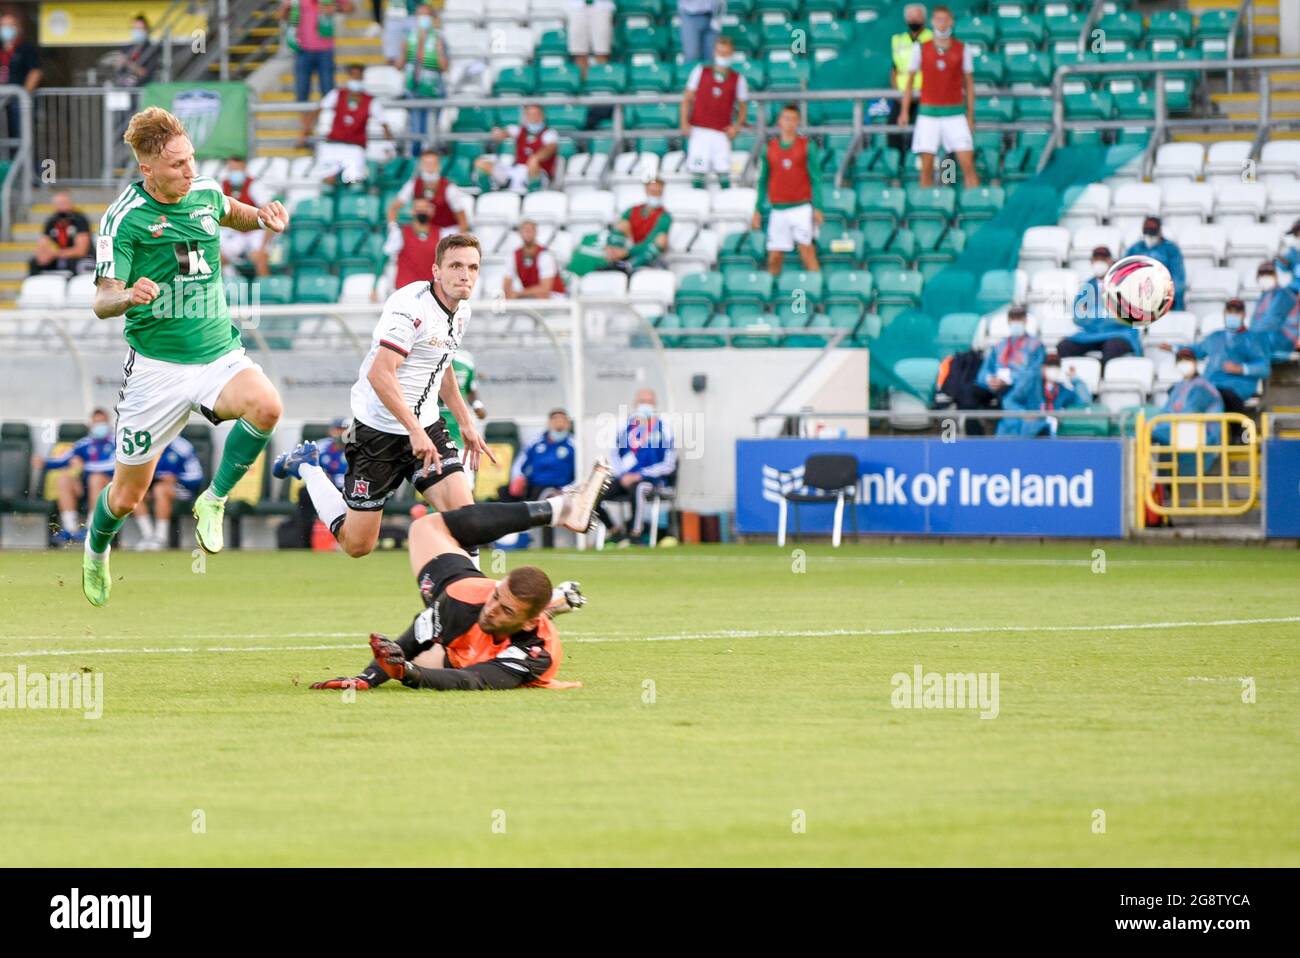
[1275,219,1300,294]
[219,158,273,278]
[499,408,575,547]
[612,176,672,271]
[1125,216,1186,311]
[996,351,1087,437]
[0,12,41,142]
[379,0,418,62]
[888,5,931,154]
[677,0,722,67]
[957,305,1045,435]
[597,388,677,545]
[385,150,469,238]
[398,4,446,156]
[1248,261,1299,357]
[38,409,115,544]
[473,104,558,195]
[680,35,748,191]
[503,220,568,299]
[1158,298,1269,418]
[378,195,442,295]
[279,0,351,148]
[567,0,614,81]
[567,224,633,276]
[1057,245,1141,367]
[1152,348,1224,447]
[106,13,158,88]
[132,435,205,551]
[752,104,823,276]
[28,191,93,275]
[898,4,978,188]
[315,62,390,185]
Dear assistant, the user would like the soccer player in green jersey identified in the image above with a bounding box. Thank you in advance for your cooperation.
[84,107,290,607]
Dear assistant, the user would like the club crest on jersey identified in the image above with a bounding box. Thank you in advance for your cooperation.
[353,478,370,497]
[148,215,168,238]
[782,158,792,169]
[200,216,217,236]
[937,58,947,70]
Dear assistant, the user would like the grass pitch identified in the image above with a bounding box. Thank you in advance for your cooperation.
[0,541,1297,867]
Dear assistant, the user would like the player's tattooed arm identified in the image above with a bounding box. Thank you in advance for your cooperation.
[93,277,159,319]
[221,196,289,234]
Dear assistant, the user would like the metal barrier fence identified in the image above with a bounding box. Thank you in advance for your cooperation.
[33,88,142,189]
[0,85,33,240]
[1134,411,1260,524]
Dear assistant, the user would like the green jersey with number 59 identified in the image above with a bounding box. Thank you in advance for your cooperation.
[95,177,241,364]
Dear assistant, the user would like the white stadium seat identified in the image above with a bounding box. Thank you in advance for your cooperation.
[610,151,661,186]
[1060,183,1111,228]
[340,273,378,305]
[711,187,757,218]
[1175,224,1228,272]
[1035,307,1078,348]
[1226,223,1282,264]
[663,186,710,226]
[441,0,482,24]
[567,190,617,232]
[613,182,647,213]
[1019,226,1071,274]
[486,0,529,22]
[17,275,68,309]
[579,271,630,298]
[474,224,509,254]
[1257,140,1300,184]
[65,274,96,309]
[1159,180,1214,228]
[1185,267,1240,308]
[1204,140,1254,184]
[1198,311,1226,336]
[1068,224,1123,270]
[667,219,698,252]
[363,66,404,98]
[1098,356,1155,411]
[1265,180,1300,220]
[521,190,569,227]
[629,269,677,318]
[564,152,610,188]
[1061,356,1102,396]
[1145,310,1197,347]
[474,191,522,226]
[1153,142,1204,183]
[548,230,575,265]
[1110,182,1162,217]
[659,150,690,184]
[1027,267,1079,305]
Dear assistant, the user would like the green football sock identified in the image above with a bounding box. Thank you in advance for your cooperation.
[211,418,274,498]
[87,484,127,555]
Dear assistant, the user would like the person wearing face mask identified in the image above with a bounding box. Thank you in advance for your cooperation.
[504,220,568,299]
[752,104,825,275]
[218,158,274,278]
[1247,261,1299,358]
[681,36,749,191]
[996,352,1086,437]
[888,5,932,154]
[1057,246,1141,367]
[1124,217,1186,311]
[279,0,351,148]
[0,12,40,143]
[386,150,470,235]
[379,197,444,293]
[1151,348,1224,449]
[474,104,559,195]
[1161,298,1270,420]
[596,389,678,545]
[678,0,724,67]
[39,410,116,544]
[1274,220,1300,295]
[567,0,615,81]
[959,305,1045,435]
[611,177,673,272]
[28,191,93,276]
[898,4,979,188]
[502,411,578,532]
[399,4,446,156]
[315,63,389,185]
[107,15,157,88]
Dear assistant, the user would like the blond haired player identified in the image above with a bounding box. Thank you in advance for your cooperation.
[85,107,289,606]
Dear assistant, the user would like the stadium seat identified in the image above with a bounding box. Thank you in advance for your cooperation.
[1147,10,1194,43]
[1098,356,1155,412]
[957,185,1004,225]
[663,186,711,227]
[776,271,825,309]
[1068,225,1123,272]
[629,269,677,319]
[1060,183,1111,229]
[712,188,759,233]
[65,274,95,309]
[475,191,523,227]
[253,276,294,306]
[1185,267,1240,308]
[675,271,725,310]
[935,312,981,356]
[1257,141,1300,184]
[1227,223,1281,267]
[1172,224,1227,273]
[1145,310,1198,348]
[1203,141,1254,184]
[1153,142,1205,183]
[339,273,378,305]
[1027,268,1079,310]
[1160,181,1214,228]
[290,196,333,232]
[520,190,569,228]
[723,268,775,308]
[905,186,956,224]
[856,184,907,226]
[974,268,1027,314]
[1019,226,1071,274]
[826,270,874,308]
[17,275,67,309]
[295,273,342,305]
[1214,182,1268,228]
[873,269,923,309]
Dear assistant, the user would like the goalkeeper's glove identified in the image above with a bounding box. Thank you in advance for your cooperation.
[547,580,586,616]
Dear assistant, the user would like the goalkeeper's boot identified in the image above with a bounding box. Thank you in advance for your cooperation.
[192,489,226,554]
[369,633,410,683]
[556,458,614,533]
[82,549,111,608]
[309,676,372,691]
[272,441,319,480]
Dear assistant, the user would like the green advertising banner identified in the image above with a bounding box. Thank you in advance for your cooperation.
[140,82,248,159]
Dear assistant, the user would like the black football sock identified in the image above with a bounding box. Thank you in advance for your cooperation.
[439,501,553,549]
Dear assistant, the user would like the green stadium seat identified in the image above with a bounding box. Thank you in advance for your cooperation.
[295,273,342,304]
[1044,11,1085,41]
[584,63,627,94]
[974,269,1016,313]
[334,226,370,260]
[252,275,294,306]
[957,185,1004,225]
[975,96,1017,124]
[627,102,678,130]
[629,61,675,93]
[920,270,975,318]
[718,231,766,270]
[376,156,415,190]
[855,183,906,225]
[851,145,901,182]
[334,193,380,230]
[893,357,940,405]
[452,107,495,134]
[290,196,332,232]
[537,61,582,95]
[777,270,825,307]
[1064,90,1114,120]
[1066,128,1106,148]
[825,302,866,343]
[816,226,864,266]
[906,185,957,224]
[860,220,897,257]
[1051,45,1099,72]
[545,105,588,131]
[675,271,725,309]
[617,0,664,17]
[972,51,1005,85]
[535,30,568,58]
[914,221,965,258]
[756,0,801,16]
[820,187,857,226]
[339,233,384,274]
[955,15,997,47]
[1098,12,1145,46]
[935,312,982,356]
[998,15,1046,45]
[871,268,923,308]
[722,20,761,56]
[493,65,535,96]
[621,25,670,57]
[1147,10,1193,43]
[826,269,874,307]
[1195,9,1236,39]
[1006,51,1051,86]
[810,20,853,52]
[764,56,810,90]
[723,268,775,307]
[731,58,766,91]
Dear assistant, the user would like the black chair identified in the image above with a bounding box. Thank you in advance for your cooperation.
[777,453,859,547]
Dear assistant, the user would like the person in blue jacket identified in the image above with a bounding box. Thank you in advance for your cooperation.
[1275,219,1300,294]
[598,388,677,543]
[1125,216,1186,311]
[959,305,1046,435]
[134,435,206,550]
[505,409,576,501]
[42,408,115,543]
[996,352,1087,437]
[1248,261,1299,358]
[1057,245,1142,366]
[1159,298,1270,417]
[1149,348,1226,511]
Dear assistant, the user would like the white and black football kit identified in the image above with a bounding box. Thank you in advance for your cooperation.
[344,281,472,510]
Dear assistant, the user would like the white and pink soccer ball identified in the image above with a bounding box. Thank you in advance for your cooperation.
[1102,254,1175,327]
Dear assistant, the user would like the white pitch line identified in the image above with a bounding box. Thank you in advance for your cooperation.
[0,615,1297,659]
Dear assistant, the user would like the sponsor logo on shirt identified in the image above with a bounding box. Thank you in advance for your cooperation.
[148,215,168,238]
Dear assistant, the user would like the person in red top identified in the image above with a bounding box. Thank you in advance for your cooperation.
[218,157,273,277]
[384,150,470,236]
[680,35,749,190]
[310,458,614,692]
[473,104,559,194]
[898,5,979,188]
[379,196,442,292]
[752,104,823,275]
[314,63,391,184]
[503,220,567,299]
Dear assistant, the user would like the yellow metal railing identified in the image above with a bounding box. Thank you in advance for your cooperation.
[1135,412,1260,527]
